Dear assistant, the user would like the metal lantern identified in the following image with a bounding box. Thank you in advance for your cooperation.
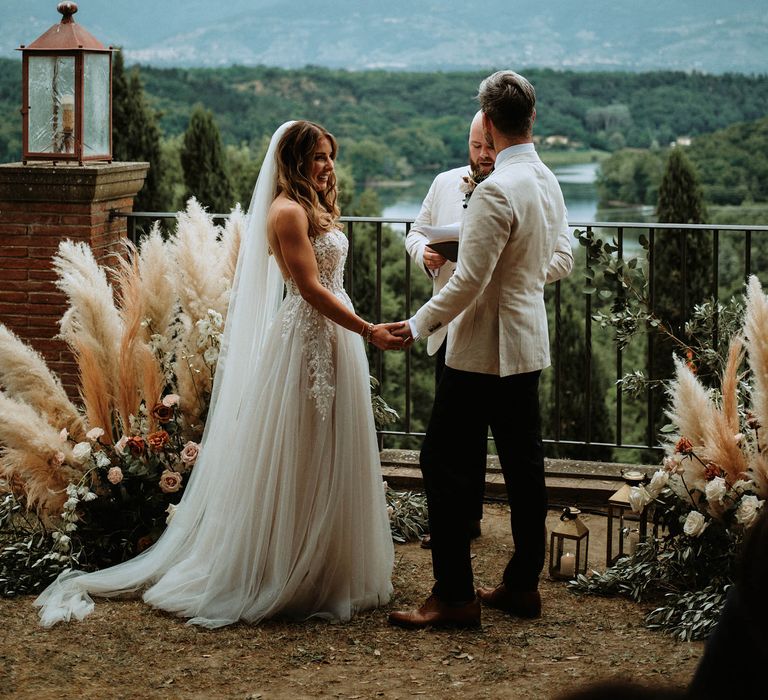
[605,470,649,567]
[549,507,589,580]
[19,2,113,164]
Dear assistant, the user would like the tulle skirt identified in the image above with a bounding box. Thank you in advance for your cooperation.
[35,294,394,628]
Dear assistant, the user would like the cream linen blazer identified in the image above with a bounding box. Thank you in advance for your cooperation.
[412,149,568,376]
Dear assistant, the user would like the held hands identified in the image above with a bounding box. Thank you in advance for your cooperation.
[369,322,410,351]
[423,245,447,271]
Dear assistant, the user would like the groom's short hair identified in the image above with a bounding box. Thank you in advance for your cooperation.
[478,71,536,137]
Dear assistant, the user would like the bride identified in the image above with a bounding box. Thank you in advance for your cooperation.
[36,120,401,628]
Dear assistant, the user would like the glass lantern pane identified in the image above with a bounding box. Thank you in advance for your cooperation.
[28,55,75,154]
[83,53,110,157]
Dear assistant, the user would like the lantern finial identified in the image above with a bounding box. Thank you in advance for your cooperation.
[57,2,78,23]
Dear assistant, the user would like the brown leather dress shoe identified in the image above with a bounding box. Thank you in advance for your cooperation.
[388,594,481,629]
[476,583,541,619]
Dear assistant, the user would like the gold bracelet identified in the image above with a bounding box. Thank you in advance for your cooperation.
[363,322,374,343]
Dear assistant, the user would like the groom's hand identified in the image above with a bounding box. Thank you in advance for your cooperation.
[391,321,414,347]
[370,322,408,351]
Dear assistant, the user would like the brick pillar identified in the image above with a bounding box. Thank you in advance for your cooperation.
[0,162,149,397]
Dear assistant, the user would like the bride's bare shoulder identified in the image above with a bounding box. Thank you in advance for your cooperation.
[269,195,308,233]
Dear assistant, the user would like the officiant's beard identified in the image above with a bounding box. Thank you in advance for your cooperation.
[469,155,494,177]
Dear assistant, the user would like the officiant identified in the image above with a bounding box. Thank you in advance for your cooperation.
[404,111,573,549]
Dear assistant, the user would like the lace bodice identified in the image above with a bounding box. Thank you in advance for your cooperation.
[281,230,352,418]
[285,229,348,297]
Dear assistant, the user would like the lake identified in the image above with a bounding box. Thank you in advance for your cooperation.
[378,161,652,226]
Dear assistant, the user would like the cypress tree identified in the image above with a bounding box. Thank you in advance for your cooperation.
[111,50,167,211]
[657,148,708,224]
[649,148,712,445]
[180,106,234,213]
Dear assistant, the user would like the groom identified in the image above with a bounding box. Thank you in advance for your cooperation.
[389,70,568,628]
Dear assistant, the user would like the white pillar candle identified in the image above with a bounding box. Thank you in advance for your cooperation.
[628,529,640,555]
[559,552,576,577]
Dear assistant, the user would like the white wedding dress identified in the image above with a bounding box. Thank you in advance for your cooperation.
[35,122,394,629]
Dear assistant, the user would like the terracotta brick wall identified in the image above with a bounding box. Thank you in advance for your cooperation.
[0,162,148,398]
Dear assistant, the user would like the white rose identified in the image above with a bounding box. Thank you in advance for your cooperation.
[72,442,92,464]
[735,495,764,528]
[705,476,727,505]
[733,479,756,494]
[86,427,105,441]
[628,485,653,513]
[114,435,129,455]
[95,451,111,468]
[165,503,178,525]
[648,470,670,497]
[683,510,709,537]
[162,394,180,408]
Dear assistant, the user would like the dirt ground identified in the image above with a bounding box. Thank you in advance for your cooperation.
[1,503,703,700]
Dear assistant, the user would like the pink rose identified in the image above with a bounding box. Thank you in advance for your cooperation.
[162,394,180,408]
[159,469,183,494]
[180,441,200,468]
[107,467,123,485]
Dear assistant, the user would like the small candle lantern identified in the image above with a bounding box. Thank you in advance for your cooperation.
[19,2,113,164]
[549,507,589,580]
[606,470,649,567]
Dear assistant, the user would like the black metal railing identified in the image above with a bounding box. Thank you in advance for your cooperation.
[113,211,768,459]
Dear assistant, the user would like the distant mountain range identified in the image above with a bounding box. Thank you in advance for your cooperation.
[2,0,767,74]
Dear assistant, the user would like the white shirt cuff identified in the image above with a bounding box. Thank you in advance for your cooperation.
[408,317,421,341]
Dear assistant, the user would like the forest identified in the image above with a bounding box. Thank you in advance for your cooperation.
[2,58,768,200]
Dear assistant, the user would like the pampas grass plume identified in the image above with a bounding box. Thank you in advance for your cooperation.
[744,275,768,448]
[0,325,84,439]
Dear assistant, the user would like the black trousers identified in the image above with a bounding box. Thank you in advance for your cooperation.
[434,341,485,523]
[420,366,546,603]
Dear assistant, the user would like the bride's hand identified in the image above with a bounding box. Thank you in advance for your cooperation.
[370,322,408,351]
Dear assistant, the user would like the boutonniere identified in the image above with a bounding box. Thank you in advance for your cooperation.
[460,168,491,208]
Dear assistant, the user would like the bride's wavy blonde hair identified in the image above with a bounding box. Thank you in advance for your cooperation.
[276,121,340,237]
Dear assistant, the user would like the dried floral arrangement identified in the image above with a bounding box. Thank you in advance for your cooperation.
[571,236,768,639]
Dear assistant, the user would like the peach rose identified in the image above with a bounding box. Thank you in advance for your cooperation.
[147,430,170,451]
[107,467,123,485]
[159,469,183,494]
